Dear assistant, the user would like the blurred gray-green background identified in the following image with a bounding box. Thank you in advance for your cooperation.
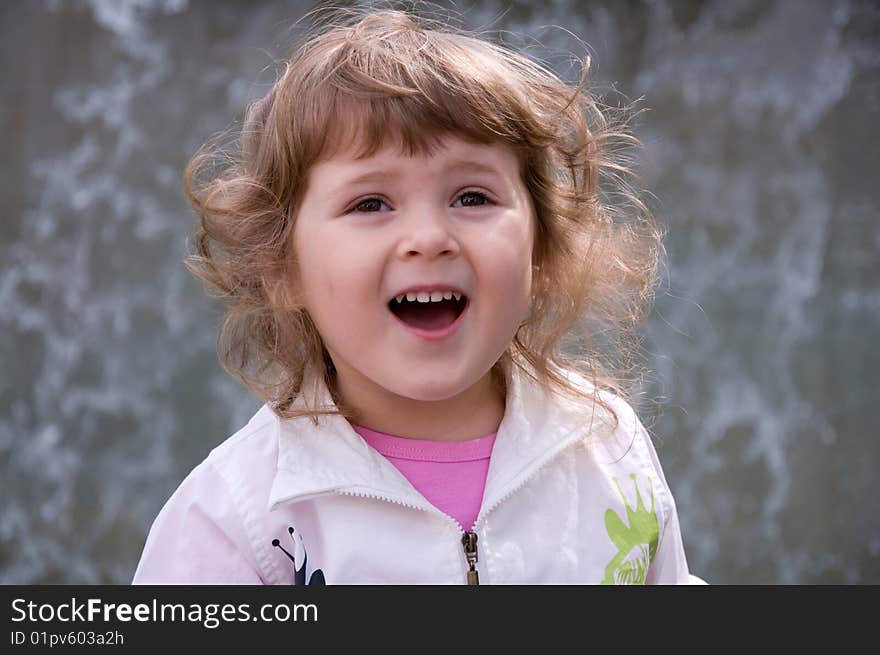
[2,0,878,584]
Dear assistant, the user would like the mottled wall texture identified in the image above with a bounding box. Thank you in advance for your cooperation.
[2,0,878,584]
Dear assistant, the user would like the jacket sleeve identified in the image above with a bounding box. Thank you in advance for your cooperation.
[132,460,264,584]
[638,427,693,585]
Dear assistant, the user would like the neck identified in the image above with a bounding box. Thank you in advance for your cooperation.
[332,366,506,442]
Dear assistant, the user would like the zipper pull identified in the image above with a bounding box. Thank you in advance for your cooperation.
[461,531,480,585]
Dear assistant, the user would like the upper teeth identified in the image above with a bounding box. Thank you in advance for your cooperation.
[394,291,461,303]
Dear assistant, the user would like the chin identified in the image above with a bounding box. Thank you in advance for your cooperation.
[390,376,466,403]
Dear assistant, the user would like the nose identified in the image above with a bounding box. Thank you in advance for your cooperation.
[395,206,461,261]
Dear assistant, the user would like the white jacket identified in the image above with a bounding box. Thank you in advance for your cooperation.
[133,363,692,584]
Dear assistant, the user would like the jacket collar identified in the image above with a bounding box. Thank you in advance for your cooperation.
[268,359,626,515]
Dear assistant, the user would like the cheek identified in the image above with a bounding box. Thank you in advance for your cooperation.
[294,227,377,319]
[477,234,533,315]
[293,225,337,314]
[292,231,322,306]
[495,218,534,291]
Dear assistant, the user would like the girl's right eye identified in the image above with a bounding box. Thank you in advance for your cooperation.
[349,197,389,213]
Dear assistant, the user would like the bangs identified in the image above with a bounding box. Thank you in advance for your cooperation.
[313,91,494,162]
[282,24,550,166]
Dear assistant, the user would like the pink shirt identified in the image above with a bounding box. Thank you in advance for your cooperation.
[350,423,496,532]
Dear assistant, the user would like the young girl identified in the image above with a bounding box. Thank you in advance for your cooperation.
[133,8,693,584]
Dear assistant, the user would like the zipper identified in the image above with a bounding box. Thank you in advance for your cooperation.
[461,531,479,585]
[334,428,587,584]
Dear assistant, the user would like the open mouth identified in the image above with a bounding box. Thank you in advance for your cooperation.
[388,294,468,331]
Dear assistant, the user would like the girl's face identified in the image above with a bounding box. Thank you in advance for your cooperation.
[291,134,534,424]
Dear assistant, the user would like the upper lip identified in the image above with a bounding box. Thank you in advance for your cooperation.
[387,283,470,303]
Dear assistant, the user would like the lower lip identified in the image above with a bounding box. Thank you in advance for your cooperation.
[390,299,470,341]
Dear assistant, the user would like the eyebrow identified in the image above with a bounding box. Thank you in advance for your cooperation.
[333,159,506,192]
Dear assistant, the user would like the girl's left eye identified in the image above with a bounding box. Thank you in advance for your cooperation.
[349,191,492,214]
[453,191,492,208]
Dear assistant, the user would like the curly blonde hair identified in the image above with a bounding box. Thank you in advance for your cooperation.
[183,7,665,433]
